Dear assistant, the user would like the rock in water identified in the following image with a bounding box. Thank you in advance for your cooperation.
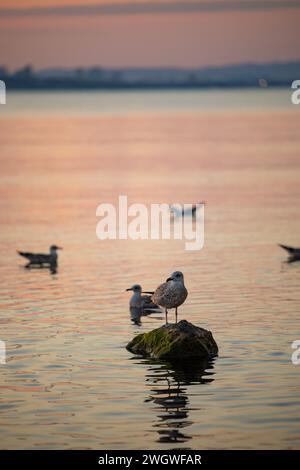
[126,320,218,360]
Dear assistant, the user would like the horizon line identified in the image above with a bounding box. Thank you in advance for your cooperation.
[1,1,300,17]
[2,59,300,73]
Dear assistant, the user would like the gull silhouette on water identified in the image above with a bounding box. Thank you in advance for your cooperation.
[152,271,188,325]
[170,202,204,218]
[279,244,300,263]
[18,245,62,269]
[126,284,161,324]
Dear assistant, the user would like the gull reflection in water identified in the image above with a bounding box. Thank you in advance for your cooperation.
[143,358,216,445]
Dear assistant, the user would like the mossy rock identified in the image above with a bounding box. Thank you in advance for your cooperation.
[126,320,218,361]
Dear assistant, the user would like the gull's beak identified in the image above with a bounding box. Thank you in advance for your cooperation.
[57,246,63,250]
[126,287,133,291]
[166,277,173,282]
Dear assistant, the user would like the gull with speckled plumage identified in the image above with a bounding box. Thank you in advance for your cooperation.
[152,271,188,325]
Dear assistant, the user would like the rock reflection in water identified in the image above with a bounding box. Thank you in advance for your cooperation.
[143,359,216,445]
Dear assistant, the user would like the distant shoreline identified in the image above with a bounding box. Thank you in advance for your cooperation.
[1,61,299,91]
[2,82,290,91]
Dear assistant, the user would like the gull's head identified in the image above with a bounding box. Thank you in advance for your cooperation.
[126,284,142,293]
[50,245,62,253]
[166,271,184,283]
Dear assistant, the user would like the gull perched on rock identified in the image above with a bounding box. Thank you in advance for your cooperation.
[18,245,62,269]
[279,244,300,263]
[152,271,188,325]
[126,284,161,324]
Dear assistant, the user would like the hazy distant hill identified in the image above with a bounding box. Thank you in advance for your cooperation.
[1,62,300,89]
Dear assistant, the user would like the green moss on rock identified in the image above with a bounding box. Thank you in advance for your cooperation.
[126,320,218,360]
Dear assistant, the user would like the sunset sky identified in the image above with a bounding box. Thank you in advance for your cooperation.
[1,0,300,70]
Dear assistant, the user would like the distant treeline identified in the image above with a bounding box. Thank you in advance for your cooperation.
[1,62,299,90]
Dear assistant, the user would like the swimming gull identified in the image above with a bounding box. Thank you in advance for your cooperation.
[170,202,204,218]
[278,244,300,263]
[18,245,62,269]
[126,284,161,324]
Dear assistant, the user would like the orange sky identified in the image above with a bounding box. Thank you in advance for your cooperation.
[2,0,221,5]
[0,0,128,6]
[1,1,300,70]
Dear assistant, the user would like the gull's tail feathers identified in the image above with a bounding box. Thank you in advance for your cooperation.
[278,244,297,254]
[17,251,31,259]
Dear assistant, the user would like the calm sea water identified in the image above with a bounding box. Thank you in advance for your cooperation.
[0,89,300,449]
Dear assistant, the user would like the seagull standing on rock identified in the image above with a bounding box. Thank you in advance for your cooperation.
[152,271,188,325]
